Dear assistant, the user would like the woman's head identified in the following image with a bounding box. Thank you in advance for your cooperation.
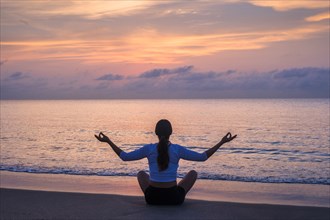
[155,119,172,138]
[155,119,172,171]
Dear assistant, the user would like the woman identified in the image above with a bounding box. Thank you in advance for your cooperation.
[95,119,237,205]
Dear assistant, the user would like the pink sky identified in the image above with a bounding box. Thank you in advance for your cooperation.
[1,1,329,99]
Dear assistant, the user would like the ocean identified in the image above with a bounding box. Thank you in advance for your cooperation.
[0,99,329,185]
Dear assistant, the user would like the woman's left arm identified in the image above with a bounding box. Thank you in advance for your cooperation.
[95,132,123,157]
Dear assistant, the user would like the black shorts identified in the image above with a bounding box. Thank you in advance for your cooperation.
[144,185,186,205]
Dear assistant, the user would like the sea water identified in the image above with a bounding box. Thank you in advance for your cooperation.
[0,99,329,185]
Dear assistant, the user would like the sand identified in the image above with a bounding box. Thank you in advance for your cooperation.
[2,188,330,220]
[1,171,329,219]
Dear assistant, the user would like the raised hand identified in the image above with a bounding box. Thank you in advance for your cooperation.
[94,132,110,143]
[94,132,123,156]
[205,132,237,159]
[221,132,237,144]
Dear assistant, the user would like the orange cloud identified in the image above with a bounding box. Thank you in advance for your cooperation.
[4,0,157,19]
[2,24,327,64]
[248,0,329,11]
[306,12,330,22]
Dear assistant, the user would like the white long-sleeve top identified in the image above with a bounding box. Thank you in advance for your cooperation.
[120,143,207,182]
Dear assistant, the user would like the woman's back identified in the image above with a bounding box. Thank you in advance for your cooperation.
[120,143,207,182]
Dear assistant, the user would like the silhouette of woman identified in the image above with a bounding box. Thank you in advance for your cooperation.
[95,119,237,205]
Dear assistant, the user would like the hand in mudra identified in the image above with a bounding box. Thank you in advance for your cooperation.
[95,132,110,143]
[221,132,237,143]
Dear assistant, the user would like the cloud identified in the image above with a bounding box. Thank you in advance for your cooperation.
[94,66,328,98]
[1,1,157,20]
[129,66,329,98]
[306,12,330,22]
[96,73,124,81]
[272,67,321,79]
[0,60,8,66]
[270,68,330,92]
[3,24,327,64]
[5,72,29,81]
[273,69,306,79]
[1,72,50,99]
[1,66,329,99]
[139,65,193,78]
[1,1,328,65]
[248,0,329,11]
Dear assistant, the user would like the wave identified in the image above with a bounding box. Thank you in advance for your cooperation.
[222,147,330,157]
[196,172,330,185]
[1,165,329,185]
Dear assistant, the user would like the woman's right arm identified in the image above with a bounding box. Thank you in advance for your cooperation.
[95,132,149,161]
[205,132,237,159]
[95,132,123,157]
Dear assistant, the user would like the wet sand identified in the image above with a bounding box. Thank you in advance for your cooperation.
[1,171,329,219]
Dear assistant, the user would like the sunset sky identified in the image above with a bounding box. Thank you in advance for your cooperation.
[1,0,329,99]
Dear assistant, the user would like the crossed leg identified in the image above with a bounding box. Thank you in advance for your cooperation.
[137,171,150,193]
[138,170,198,194]
[178,170,198,194]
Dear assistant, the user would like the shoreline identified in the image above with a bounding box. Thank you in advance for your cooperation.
[1,171,329,219]
[1,171,329,207]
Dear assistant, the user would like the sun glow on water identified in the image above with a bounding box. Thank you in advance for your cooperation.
[1,99,329,184]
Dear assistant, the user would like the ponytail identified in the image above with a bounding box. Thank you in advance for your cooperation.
[157,136,169,171]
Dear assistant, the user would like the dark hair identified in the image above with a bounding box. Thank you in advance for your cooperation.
[157,136,169,171]
[155,119,172,137]
[155,119,172,171]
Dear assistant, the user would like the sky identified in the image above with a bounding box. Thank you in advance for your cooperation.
[1,0,329,99]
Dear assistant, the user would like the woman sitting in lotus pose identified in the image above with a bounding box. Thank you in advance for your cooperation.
[95,119,237,205]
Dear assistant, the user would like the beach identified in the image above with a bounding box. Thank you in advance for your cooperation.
[1,0,330,217]
[2,188,329,220]
[1,171,329,219]
[1,100,329,219]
